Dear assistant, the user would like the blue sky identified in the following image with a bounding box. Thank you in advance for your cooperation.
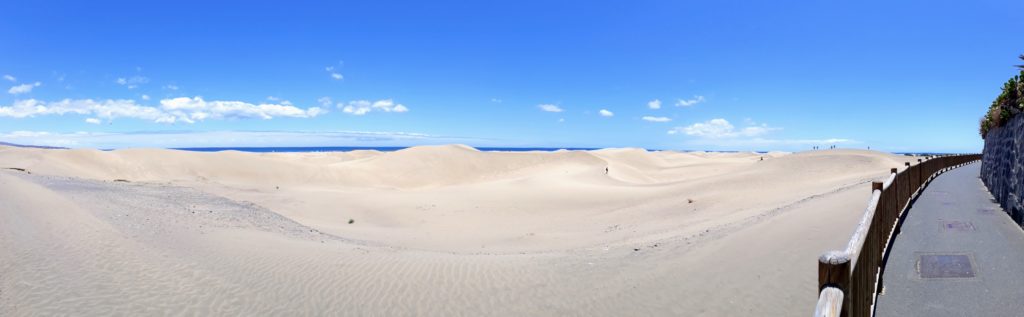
[0,0,1021,152]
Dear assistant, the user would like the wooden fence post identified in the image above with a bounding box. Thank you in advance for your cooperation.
[890,167,898,210]
[921,158,929,188]
[819,251,851,317]
[872,180,889,297]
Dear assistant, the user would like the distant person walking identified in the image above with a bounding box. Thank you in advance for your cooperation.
[605,167,609,175]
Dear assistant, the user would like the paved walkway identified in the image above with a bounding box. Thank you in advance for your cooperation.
[875,162,1024,316]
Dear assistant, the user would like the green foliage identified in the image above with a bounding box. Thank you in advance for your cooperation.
[980,116,989,137]
[980,58,1024,138]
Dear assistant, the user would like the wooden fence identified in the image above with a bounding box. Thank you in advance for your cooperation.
[813,154,982,317]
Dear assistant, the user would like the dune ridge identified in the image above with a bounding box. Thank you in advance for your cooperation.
[0,145,915,315]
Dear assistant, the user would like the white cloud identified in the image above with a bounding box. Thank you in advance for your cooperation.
[679,137,858,150]
[339,99,409,115]
[317,96,333,107]
[305,107,327,117]
[84,118,101,124]
[599,109,614,117]
[3,74,15,82]
[160,97,324,122]
[738,125,776,137]
[1,131,54,138]
[642,116,671,122]
[491,98,502,103]
[115,76,149,89]
[0,98,173,122]
[8,82,40,95]
[342,104,370,115]
[326,66,343,80]
[264,96,295,106]
[669,118,778,138]
[0,130,484,149]
[538,104,563,113]
[558,118,565,123]
[141,94,150,101]
[648,99,661,110]
[675,95,705,107]
[0,97,325,123]
[164,84,179,91]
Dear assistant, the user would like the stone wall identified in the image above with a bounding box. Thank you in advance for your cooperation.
[982,113,1024,225]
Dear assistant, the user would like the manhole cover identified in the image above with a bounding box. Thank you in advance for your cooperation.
[918,254,975,278]
[941,220,975,232]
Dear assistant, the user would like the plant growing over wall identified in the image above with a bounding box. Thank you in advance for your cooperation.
[980,55,1024,138]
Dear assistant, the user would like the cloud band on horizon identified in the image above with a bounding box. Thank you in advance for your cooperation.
[0,97,333,124]
[0,130,488,149]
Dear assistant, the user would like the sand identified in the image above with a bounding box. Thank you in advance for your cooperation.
[0,145,915,315]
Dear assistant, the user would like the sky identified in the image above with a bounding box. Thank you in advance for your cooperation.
[0,0,1021,152]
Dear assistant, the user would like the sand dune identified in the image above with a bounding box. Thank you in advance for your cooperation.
[0,145,917,315]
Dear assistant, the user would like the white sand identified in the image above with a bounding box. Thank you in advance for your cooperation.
[0,145,914,315]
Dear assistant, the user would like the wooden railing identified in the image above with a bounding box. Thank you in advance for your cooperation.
[813,154,982,317]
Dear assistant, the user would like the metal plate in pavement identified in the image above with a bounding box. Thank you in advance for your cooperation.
[918,254,976,279]
[940,220,975,232]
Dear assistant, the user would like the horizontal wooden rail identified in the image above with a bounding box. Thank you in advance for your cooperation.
[814,154,981,317]
[815,287,845,317]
